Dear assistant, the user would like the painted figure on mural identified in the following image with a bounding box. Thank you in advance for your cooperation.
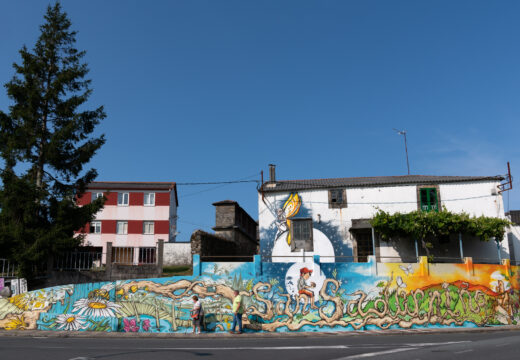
[496,280,513,323]
[274,193,301,245]
[298,267,318,311]
[275,208,288,238]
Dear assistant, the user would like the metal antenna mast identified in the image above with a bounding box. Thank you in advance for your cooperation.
[393,129,410,175]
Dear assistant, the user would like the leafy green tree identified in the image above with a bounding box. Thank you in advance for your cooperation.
[0,2,105,280]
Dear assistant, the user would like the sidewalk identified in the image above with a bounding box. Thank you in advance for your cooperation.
[1,325,520,339]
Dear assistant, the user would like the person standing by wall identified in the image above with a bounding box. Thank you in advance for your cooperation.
[230,290,244,334]
[191,295,202,334]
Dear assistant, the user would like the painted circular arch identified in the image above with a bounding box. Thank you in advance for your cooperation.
[272,228,335,263]
[284,262,326,300]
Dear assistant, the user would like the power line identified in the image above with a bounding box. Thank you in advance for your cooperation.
[177,219,213,229]
[265,193,500,206]
[179,173,260,199]
[177,180,259,186]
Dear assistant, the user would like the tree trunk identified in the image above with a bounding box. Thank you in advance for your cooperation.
[35,68,52,190]
[421,238,431,258]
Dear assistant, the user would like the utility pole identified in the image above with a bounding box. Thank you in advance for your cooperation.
[393,129,410,175]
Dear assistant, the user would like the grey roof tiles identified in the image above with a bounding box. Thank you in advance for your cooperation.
[260,175,503,193]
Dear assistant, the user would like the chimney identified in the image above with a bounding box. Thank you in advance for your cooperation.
[269,164,276,182]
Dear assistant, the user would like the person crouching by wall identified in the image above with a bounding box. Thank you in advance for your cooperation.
[191,295,203,334]
[230,290,244,334]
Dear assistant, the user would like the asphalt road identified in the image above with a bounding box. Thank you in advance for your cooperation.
[1,330,519,360]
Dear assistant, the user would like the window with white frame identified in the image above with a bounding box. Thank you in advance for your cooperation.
[116,221,128,234]
[143,221,154,234]
[144,192,155,206]
[90,221,101,234]
[117,192,129,206]
[91,192,104,201]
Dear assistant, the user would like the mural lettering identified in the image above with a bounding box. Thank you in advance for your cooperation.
[0,259,518,333]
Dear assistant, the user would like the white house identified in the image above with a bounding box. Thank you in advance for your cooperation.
[507,211,520,264]
[258,166,509,263]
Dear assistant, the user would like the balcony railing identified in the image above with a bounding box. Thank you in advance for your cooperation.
[0,259,17,278]
[111,246,157,265]
[53,252,104,271]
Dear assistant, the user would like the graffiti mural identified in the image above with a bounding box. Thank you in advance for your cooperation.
[261,192,346,262]
[1,257,519,333]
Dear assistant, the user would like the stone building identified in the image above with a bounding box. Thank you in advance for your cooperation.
[212,200,258,255]
[190,200,258,261]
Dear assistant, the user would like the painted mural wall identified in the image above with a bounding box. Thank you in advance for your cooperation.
[0,256,519,333]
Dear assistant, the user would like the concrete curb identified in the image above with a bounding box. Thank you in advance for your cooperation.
[1,325,520,339]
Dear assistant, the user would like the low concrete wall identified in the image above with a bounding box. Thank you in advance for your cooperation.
[41,265,161,289]
[1,256,519,333]
[163,242,191,266]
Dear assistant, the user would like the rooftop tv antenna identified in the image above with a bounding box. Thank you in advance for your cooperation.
[498,162,513,193]
[393,128,410,175]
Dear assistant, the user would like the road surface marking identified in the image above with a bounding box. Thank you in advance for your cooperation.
[331,341,470,359]
[403,341,470,347]
[8,345,352,351]
[332,347,418,359]
[138,345,350,350]
[454,349,473,354]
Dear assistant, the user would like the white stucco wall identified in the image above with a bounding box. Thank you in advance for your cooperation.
[163,242,192,266]
[438,182,505,218]
[258,180,508,263]
[508,225,520,264]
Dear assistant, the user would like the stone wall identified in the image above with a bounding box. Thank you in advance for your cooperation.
[41,265,161,289]
[212,200,258,257]
[37,241,164,289]
[190,230,251,261]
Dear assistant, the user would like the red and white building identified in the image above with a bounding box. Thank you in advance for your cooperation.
[76,181,178,264]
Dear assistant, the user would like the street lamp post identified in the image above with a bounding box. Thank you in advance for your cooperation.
[393,129,410,175]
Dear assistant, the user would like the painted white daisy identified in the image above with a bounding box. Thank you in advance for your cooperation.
[53,285,75,302]
[55,314,88,331]
[72,298,121,317]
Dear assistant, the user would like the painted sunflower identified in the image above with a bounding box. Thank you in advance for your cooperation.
[5,315,28,330]
[72,298,121,317]
[55,314,88,331]
[9,294,29,311]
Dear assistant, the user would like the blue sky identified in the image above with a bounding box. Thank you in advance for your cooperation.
[1,1,519,241]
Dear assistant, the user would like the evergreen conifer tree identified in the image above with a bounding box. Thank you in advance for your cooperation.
[0,2,105,281]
